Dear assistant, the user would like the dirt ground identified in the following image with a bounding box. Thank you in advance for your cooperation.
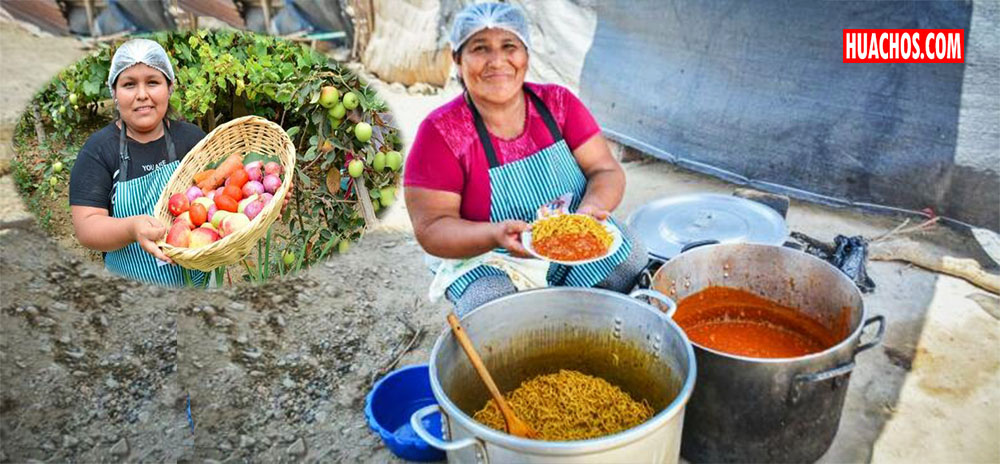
[2,19,999,464]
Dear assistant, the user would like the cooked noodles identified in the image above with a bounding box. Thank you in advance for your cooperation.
[472,369,654,441]
[532,215,613,261]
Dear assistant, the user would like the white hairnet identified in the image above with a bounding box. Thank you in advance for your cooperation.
[107,39,176,93]
[450,2,531,53]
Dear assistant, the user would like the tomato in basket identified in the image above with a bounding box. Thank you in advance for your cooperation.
[215,194,238,213]
[229,169,249,189]
[223,185,242,202]
[189,203,208,227]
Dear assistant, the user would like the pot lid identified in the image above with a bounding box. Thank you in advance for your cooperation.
[627,193,789,260]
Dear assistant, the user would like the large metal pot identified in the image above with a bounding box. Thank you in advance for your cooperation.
[650,243,885,463]
[411,287,697,463]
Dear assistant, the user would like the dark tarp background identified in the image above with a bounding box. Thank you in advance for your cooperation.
[580,0,998,230]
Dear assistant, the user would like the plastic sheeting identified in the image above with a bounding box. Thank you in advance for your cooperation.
[579,1,999,230]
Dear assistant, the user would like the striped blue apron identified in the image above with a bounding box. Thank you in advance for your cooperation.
[446,86,633,301]
[104,120,206,287]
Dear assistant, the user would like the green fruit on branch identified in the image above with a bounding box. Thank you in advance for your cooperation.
[283,251,295,266]
[342,91,359,110]
[52,161,63,173]
[380,186,397,207]
[69,93,78,105]
[386,151,402,171]
[338,240,349,253]
[354,122,372,143]
[49,177,58,187]
[319,86,340,108]
[348,159,364,178]
[328,102,346,120]
[371,198,381,212]
[59,106,66,114]
[372,152,386,171]
[330,117,342,129]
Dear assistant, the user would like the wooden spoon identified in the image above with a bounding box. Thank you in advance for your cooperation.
[446,312,537,439]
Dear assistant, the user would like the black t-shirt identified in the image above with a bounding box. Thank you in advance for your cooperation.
[69,120,206,210]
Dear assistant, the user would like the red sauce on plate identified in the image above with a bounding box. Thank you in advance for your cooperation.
[534,233,607,262]
[675,287,845,358]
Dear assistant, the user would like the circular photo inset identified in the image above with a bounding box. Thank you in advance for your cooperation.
[11,30,404,288]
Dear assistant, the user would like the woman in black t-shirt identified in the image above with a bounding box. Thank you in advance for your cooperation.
[69,39,207,286]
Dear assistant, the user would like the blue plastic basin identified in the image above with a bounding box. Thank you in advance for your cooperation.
[365,364,446,462]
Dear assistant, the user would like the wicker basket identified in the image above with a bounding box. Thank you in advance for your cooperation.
[153,115,297,272]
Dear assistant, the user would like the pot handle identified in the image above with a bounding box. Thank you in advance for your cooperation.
[854,315,886,355]
[636,258,665,290]
[680,239,720,254]
[788,315,887,404]
[411,404,489,463]
[788,361,856,404]
[629,289,678,319]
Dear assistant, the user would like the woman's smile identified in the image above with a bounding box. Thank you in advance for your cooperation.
[481,72,515,81]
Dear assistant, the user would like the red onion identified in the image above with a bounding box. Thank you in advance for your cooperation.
[185,186,204,203]
[207,204,218,222]
[264,162,282,176]
[244,201,265,220]
[244,160,263,171]
[263,174,281,194]
[243,180,265,197]
[246,165,263,182]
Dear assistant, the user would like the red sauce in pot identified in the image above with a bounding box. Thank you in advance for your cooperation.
[675,287,843,358]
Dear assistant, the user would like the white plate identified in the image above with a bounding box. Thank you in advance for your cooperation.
[521,214,624,266]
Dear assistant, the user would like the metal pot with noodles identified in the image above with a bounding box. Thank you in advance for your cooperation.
[411,288,696,464]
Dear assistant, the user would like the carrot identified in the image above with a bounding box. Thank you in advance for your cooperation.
[197,153,243,191]
[192,169,215,184]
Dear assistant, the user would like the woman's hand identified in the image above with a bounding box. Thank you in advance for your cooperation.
[576,204,610,221]
[131,215,172,264]
[493,220,533,258]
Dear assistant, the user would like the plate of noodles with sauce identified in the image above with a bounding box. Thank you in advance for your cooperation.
[522,213,623,265]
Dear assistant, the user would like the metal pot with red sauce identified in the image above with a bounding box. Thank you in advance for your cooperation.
[673,287,847,358]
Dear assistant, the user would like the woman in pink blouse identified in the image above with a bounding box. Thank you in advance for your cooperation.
[404,3,648,315]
